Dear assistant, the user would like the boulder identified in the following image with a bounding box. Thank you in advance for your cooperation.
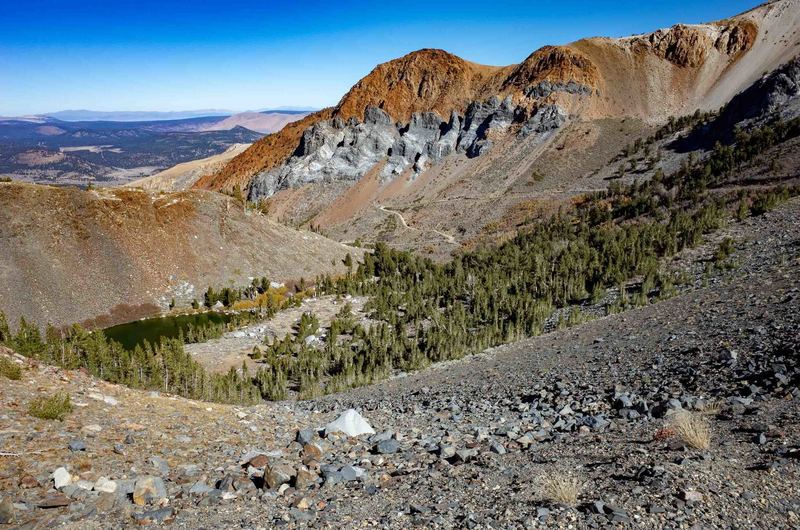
[265,463,296,489]
[188,481,213,496]
[340,465,366,481]
[52,467,71,490]
[133,507,174,525]
[68,439,86,452]
[132,476,167,506]
[373,438,401,454]
[0,499,15,524]
[94,477,117,494]
[296,429,317,445]
[325,409,375,437]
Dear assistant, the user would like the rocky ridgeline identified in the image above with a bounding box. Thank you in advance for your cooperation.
[248,90,572,200]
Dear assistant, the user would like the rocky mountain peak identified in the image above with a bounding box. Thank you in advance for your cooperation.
[503,46,600,91]
[198,0,798,198]
[333,48,504,123]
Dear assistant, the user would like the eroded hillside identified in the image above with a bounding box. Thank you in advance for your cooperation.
[0,183,359,329]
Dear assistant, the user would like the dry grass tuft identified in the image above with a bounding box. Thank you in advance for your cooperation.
[74,457,93,472]
[695,399,722,416]
[669,410,711,450]
[540,473,582,506]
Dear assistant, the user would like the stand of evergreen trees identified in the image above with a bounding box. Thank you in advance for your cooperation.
[0,316,262,404]
[181,311,263,344]
[202,276,277,308]
[251,116,800,399]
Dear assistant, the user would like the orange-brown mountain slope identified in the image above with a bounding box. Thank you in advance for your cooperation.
[197,0,798,195]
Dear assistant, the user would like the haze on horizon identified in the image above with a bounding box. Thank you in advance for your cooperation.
[0,0,761,117]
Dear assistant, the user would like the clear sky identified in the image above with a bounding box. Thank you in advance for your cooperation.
[0,0,761,116]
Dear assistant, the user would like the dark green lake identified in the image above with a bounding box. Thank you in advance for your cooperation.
[102,312,233,350]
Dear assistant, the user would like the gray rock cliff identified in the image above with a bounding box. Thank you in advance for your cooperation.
[248,96,568,200]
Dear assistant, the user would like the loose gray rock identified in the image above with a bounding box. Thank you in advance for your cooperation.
[373,438,401,454]
[68,439,86,452]
[340,465,366,482]
[296,429,317,445]
[149,456,170,475]
[265,463,296,489]
[0,499,15,525]
[52,467,71,490]
[133,507,174,524]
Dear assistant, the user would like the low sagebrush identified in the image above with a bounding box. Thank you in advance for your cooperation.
[28,392,73,421]
[695,399,722,417]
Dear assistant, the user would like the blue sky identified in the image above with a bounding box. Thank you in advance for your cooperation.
[0,0,761,116]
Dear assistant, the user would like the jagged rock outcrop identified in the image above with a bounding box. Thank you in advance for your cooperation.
[387,111,460,175]
[519,105,568,137]
[627,21,756,68]
[676,56,800,150]
[524,80,593,99]
[248,97,567,200]
[720,55,800,126]
[457,96,518,158]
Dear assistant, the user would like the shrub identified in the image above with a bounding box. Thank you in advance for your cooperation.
[669,411,711,450]
[714,238,735,263]
[0,356,22,380]
[28,392,73,421]
[540,473,582,506]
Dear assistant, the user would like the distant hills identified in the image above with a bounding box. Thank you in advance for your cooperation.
[196,111,311,134]
[40,108,315,122]
[42,109,234,122]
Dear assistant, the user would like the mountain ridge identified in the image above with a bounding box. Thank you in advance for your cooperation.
[199,0,797,196]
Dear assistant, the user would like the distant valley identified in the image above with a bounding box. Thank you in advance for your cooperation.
[0,110,309,186]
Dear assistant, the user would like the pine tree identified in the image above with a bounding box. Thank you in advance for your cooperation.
[0,311,10,344]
